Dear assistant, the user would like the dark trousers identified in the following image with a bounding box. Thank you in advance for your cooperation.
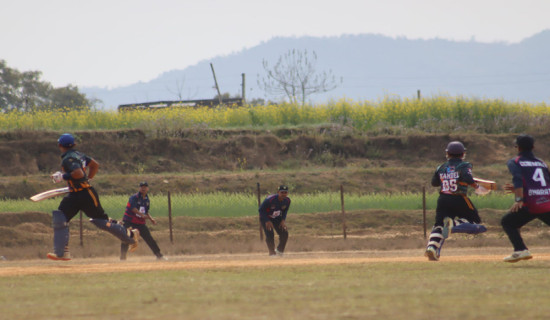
[121,221,162,259]
[434,194,481,227]
[261,219,288,255]
[501,207,550,251]
[58,187,108,221]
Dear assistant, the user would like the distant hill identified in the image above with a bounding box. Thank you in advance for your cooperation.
[82,31,550,109]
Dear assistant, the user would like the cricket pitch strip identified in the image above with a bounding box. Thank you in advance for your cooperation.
[2,248,550,277]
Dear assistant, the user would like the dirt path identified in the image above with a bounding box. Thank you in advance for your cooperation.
[2,248,550,277]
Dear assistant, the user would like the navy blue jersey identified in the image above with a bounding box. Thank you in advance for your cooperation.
[432,158,475,195]
[508,151,550,214]
[123,192,150,225]
[259,194,291,223]
[60,150,92,192]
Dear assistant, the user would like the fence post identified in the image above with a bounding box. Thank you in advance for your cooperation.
[340,184,347,240]
[422,186,427,240]
[257,182,263,241]
[168,191,173,244]
[79,210,83,246]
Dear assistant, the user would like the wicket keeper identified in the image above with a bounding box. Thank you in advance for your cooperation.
[259,185,291,256]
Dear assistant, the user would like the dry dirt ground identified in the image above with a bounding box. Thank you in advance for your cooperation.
[3,248,550,277]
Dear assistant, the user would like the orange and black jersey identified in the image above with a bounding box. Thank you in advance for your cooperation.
[61,150,92,192]
[432,158,475,195]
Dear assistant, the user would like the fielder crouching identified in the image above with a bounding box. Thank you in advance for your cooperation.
[259,185,291,256]
[425,141,487,261]
[47,133,139,261]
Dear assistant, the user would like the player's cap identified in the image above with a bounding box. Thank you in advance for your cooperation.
[278,185,289,192]
[516,134,534,151]
[139,181,149,187]
[446,141,465,154]
[58,133,75,148]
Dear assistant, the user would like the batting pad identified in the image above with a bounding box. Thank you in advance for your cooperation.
[451,223,487,234]
[52,210,69,257]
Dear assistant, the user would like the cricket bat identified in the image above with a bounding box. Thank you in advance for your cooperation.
[30,187,70,202]
[473,178,497,191]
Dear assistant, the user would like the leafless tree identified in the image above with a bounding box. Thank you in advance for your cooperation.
[258,49,341,105]
[166,76,198,100]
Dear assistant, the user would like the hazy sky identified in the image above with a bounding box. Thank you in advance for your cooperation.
[2,0,549,88]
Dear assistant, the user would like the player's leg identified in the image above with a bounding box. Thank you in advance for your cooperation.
[272,220,289,255]
[452,196,487,234]
[501,207,535,262]
[425,197,448,261]
[47,196,79,261]
[261,220,276,255]
[138,225,163,258]
[82,188,139,246]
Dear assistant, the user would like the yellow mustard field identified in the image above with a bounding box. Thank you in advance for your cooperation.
[1,96,548,133]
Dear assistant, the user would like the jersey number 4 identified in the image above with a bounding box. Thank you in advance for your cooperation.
[533,168,548,187]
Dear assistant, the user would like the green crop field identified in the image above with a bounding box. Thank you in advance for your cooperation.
[1,254,549,319]
[4,192,514,218]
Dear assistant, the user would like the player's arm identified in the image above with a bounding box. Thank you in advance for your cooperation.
[461,163,480,189]
[86,158,99,179]
[431,167,441,187]
[144,205,156,224]
[507,159,524,212]
[258,197,270,223]
[258,197,274,230]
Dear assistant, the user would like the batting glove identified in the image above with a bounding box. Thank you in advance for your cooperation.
[51,171,64,183]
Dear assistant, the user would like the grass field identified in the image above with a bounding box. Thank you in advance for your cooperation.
[1,249,549,320]
[4,192,516,218]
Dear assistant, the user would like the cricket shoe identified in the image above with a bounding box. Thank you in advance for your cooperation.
[503,250,533,263]
[128,229,140,253]
[275,248,284,257]
[47,251,71,261]
[424,246,439,261]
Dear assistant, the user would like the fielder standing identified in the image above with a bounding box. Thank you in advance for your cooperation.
[259,185,291,256]
[120,182,166,261]
[425,141,487,261]
[48,133,139,261]
[501,134,550,262]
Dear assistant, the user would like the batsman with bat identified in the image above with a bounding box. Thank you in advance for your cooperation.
[46,133,140,261]
[501,134,550,262]
[425,141,488,261]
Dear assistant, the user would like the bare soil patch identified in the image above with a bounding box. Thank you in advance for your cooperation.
[2,248,550,277]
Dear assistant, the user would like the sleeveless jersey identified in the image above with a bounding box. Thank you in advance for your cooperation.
[435,159,474,195]
[513,155,550,214]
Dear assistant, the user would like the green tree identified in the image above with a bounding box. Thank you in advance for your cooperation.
[0,60,94,112]
[258,49,342,106]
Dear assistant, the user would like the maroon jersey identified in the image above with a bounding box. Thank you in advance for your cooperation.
[508,152,550,214]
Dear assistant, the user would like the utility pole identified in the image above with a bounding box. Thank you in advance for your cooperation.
[241,73,246,105]
[210,63,222,104]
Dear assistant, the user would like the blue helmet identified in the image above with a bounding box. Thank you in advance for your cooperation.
[58,133,75,148]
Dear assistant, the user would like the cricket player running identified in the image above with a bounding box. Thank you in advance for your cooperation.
[501,134,550,262]
[259,185,291,256]
[47,133,139,261]
[425,141,487,261]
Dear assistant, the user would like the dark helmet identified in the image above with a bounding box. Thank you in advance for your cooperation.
[58,133,75,148]
[446,141,465,155]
